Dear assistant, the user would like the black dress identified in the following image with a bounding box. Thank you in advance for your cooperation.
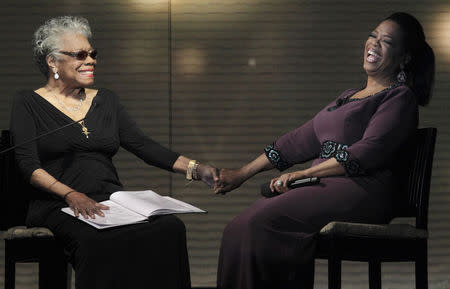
[10,89,190,289]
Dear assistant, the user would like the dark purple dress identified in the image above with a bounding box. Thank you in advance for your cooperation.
[217,84,418,289]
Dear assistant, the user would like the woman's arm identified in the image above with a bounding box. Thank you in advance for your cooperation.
[30,168,109,219]
[269,158,345,193]
[116,96,219,188]
[215,118,321,194]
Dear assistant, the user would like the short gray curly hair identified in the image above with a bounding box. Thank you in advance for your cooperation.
[33,16,92,77]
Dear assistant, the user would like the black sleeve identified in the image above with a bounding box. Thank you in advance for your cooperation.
[117,100,180,172]
[9,92,41,182]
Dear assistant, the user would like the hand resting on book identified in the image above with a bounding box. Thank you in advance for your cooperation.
[62,190,206,229]
[65,191,110,219]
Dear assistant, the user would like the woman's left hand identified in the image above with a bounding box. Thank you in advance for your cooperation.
[197,164,220,188]
[270,171,305,194]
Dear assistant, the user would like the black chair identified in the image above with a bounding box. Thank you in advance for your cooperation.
[1,129,71,289]
[315,127,437,289]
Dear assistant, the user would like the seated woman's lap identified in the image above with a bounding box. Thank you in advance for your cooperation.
[222,177,394,265]
[228,176,394,233]
[43,210,190,289]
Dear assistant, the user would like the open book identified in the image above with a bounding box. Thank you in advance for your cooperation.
[61,190,206,229]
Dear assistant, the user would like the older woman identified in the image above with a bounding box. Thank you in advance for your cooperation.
[10,16,217,289]
[214,12,435,289]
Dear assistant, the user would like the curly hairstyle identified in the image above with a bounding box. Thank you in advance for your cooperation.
[33,15,92,77]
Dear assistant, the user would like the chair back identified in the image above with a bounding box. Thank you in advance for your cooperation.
[0,129,29,230]
[394,127,437,230]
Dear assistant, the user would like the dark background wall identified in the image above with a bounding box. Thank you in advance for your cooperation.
[0,0,449,288]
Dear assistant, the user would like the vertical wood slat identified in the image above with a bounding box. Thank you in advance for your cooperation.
[1,1,450,288]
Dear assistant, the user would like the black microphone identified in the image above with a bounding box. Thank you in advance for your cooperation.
[260,177,320,198]
[0,117,87,154]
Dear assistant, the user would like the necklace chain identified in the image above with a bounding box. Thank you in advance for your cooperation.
[50,88,86,112]
[56,96,83,111]
[46,87,90,138]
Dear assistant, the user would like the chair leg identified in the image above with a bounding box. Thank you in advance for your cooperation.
[4,258,15,289]
[39,249,69,289]
[328,256,341,289]
[369,260,381,289]
[415,244,428,289]
[66,265,73,289]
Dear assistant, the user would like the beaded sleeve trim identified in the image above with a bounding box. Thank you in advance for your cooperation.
[264,144,290,171]
[320,140,361,176]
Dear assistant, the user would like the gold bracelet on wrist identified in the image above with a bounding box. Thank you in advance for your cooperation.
[186,160,199,181]
[192,162,200,180]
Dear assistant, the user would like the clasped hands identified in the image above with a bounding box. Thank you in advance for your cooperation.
[66,164,304,219]
[213,168,307,195]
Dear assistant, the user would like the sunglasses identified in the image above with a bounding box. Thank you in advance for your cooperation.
[59,49,98,60]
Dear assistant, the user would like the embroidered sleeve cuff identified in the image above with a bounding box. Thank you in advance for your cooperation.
[320,140,362,176]
[264,144,291,171]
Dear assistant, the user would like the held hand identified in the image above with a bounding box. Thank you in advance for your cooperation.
[269,171,305,194]
[197,164,220,188]
[214,168,246,195]
[65,191,110,219]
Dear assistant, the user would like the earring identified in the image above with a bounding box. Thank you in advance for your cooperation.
[53,68,59,80]
[397,64,407,83]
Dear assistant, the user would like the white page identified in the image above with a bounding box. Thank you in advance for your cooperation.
[110,190,206,217]
[61,200,148,229]
[161,196,205,213]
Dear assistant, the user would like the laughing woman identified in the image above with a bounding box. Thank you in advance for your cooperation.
[214,12,435,289]
[10,16,217,289]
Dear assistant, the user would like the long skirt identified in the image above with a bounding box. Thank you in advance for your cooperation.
[43,209,191,289]
[217,176,395,289]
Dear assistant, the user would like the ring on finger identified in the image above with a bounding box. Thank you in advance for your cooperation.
[276,180,282,187]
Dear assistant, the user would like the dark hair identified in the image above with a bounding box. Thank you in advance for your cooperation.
[385,12,435,106]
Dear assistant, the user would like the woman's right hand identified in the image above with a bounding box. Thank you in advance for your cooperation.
[65,191,109,219]
[197,164,220,188]
[214,168,246,195]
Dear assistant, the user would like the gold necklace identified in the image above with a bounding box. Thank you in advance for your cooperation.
[47,88,90,138]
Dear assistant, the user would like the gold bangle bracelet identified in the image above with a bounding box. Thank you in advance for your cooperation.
[192,162,199,180]
[186,160,198,181]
